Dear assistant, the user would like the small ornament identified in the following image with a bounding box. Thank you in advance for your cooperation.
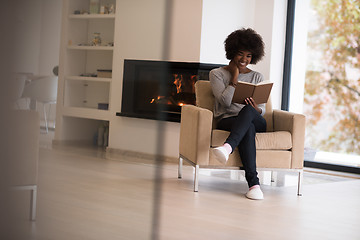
[92,32,101,46]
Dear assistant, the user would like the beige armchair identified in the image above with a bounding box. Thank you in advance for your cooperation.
[178,80,306,195]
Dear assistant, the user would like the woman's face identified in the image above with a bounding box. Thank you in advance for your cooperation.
[233,50,252,72]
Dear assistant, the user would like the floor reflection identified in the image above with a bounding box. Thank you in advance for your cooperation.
[200,168,356,188]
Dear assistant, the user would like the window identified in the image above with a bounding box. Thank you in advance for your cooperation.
[289,0,360,173]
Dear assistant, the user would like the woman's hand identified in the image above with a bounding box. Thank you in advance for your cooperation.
[245,97,262,114]
[225,60,239,87]
[227,60,239,77]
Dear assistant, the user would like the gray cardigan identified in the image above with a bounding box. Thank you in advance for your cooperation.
[209,67,266,121]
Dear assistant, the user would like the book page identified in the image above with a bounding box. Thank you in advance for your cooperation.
[255,80,271,85]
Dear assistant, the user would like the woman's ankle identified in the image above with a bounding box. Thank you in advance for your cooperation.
[249,185,260,190]
[223,143,232,154]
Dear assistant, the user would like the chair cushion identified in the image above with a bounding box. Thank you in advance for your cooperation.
[211,129,292,150]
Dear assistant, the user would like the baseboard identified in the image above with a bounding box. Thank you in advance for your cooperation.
[304,161,360,175]
[52,139,94,147]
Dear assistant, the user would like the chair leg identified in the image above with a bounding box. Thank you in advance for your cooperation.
[297,170,303,196]
[178,157,183,179]
[194,165,199,192]
[48,103,54,129]
[30,186,37,221]
[43,104,48,133]
[271,171,278,186]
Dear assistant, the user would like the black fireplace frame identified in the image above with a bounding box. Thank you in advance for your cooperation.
[116,59,224,122]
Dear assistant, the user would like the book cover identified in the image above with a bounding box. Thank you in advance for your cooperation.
[232,81,273,104]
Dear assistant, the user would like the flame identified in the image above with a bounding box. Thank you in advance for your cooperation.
[191,75,197,93]
[173,74,183,94]
[149,74,198,106]
[150,96,165,104]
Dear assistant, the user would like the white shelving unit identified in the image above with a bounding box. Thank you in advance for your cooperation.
[55,0,116,142]
[67,45,114,50]
[69,13,115,19]
[66,76,112,82]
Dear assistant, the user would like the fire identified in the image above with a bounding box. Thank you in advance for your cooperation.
[190,75,197,93]
[149,74,197,106]
[173,74,183,94]
[150,95,162,104]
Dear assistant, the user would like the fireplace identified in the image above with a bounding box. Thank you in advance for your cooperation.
[117,60,224,122]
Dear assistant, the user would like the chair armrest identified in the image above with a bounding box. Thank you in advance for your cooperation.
[179,105,213,165]
[273,109,306,169]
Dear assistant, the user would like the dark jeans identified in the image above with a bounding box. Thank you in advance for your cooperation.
[217,105,267,187]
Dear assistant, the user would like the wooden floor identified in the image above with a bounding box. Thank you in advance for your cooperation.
[5,134,360,240]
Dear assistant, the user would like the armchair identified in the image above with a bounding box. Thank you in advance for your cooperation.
[178,80,306,195]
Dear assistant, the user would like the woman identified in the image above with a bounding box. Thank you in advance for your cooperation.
[210,28,267,200]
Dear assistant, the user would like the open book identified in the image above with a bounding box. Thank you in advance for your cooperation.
[232,81,273,104]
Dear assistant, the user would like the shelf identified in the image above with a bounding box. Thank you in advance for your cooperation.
[69,14,115,19]
[67,45,114,51]
[62,107,110,121]
[66,76,112,82]
[57,0,116,141]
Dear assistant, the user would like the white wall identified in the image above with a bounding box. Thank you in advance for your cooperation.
[38,0,62,76]
[13,0,61,75]
[168,0,203,62]
[13,0,42,74]
[269,0,288,110]
[253,0,275,80]
[200,0,287,110]
[200,0,256,65]
[108,0,184,157]
[289,0,310,113]
[38,0,62,125]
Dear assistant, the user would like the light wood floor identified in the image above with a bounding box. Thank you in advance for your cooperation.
[5,133,360,240]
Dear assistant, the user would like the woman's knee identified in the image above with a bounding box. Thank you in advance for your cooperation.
[238,105,256,118]
[242,104,252,112]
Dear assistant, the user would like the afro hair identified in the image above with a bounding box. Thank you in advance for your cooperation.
[224,28,265,64]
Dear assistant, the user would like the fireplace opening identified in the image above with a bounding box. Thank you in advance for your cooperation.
[117,60,224,122]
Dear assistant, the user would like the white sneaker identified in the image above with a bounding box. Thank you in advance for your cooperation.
[213,146,229,164]
[246,187,264,200]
